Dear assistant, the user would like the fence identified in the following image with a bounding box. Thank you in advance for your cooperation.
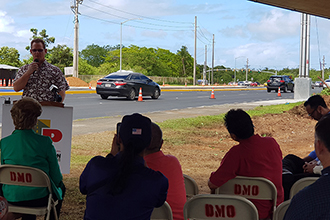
[78,75,193,85]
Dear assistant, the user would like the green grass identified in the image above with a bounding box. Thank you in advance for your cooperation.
[160,102,303,131]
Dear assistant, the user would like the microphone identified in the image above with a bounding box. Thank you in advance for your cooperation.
[33,59,39,74]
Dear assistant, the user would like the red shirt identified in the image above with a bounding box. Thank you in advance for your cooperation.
[145,151,186,220]
[209,134,284,219]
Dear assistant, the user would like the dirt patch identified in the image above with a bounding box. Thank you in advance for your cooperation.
[66,77,88,87]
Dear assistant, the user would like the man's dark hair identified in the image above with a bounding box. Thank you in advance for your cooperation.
[304,95,327,109]
[224,109,254,140]
[315,115,330,152]
[31,38,46,49]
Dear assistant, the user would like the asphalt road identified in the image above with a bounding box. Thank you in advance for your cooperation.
[0,87,322,136]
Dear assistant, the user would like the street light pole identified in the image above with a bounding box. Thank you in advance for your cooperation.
[120,18,142,72]
[234,56,244,84]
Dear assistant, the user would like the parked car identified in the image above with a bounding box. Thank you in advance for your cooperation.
[244,81,253,86]
[250,82,260,87]
[314,81,323,87]
[323,79,330,89]
[237,81,245,86]
[96,70,161,100]
[266,75,294,93]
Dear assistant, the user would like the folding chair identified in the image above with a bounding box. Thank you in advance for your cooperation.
[289,177,318,199]
[0,165,58,220]
[214,176,277,218]
[273,200,291,220]
[183,174,199,200]
[183,194,259,220]
[151,201,173,220]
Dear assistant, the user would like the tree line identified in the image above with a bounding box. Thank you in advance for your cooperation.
[1,28,329,84]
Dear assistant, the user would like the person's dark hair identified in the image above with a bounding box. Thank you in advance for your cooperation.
[31,38,46,49]
[147,122,163,152]
[111,113,151,195]
[224,109,254,140]
[11,97,42,130]
[315,115,330,152]
[304,95,327,109]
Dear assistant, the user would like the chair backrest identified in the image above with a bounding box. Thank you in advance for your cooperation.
[289,177,318,199]
[183,174,199,199]
[151,201,173,220]
[214,176,277,216]
[273,200,291,220]
[183,194,259,220]
[0,165,51,192]
[0,165,55,220]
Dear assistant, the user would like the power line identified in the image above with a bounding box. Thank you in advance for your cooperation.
[88,0,192,25]
[80,14,192,32]
[82,4,193,29]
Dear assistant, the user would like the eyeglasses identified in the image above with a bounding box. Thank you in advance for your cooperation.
[31,49,44,53]
[308,108,317,117]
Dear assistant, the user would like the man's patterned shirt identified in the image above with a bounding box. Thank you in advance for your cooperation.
[15,61,70,102]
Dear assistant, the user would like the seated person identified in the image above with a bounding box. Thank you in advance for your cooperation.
[80,113,169,220]
[0,97,65,220]
[208,109,284,219]
[144,122,186,220]
[284,115,330,219]
[282,95,329,200]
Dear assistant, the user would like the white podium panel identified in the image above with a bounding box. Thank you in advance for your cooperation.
[1,104,73,174]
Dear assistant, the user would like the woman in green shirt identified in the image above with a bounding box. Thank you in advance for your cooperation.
[0,97,65,220]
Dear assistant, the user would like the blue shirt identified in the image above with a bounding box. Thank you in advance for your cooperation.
[284,166,330,219]
[80,154,168,220]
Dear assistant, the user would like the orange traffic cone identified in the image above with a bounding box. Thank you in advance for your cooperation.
[277,87,281,97]
[210,87,216,99]
[138,87,143,102]
[0,79,3,87]
[89,83,92,89]
[9,79,12,87]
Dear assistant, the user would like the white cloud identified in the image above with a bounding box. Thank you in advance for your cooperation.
[0,10,15,33]
[247,9,300,41]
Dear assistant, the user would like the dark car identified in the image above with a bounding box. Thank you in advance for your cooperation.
[96,71,161,100]
[267,75,294,93]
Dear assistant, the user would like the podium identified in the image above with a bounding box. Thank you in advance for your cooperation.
[1,102,73,174]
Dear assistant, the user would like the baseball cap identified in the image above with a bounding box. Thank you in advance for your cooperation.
[119,113,152,150]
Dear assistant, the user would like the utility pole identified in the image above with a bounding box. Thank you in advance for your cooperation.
[211,34,215,85]
[203,45,207,85]
[193,16,197,86]
[245,58,249,81]
[71,0,83,78]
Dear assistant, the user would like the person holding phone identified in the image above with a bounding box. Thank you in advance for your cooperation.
[80,113,168,220]
[13,39,69,103]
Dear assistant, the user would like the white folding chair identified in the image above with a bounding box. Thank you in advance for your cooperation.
[0,165,58,220]
[273,200,291,220]
[183,194,259,220]
[289,177,318,199]
[183,174,199,200]
[151,201,173,220]
[214,176,277,218]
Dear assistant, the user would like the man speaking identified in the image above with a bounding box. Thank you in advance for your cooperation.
[13,39,69,103]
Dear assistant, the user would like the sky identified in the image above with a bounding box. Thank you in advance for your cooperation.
[1,0,330,71]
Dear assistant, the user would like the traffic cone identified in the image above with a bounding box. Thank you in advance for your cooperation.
[277,87,281,97]
[89,83,92,89]
[0,79,3,87]
[210,87,216,99]
[138,87,143,102]
[9,79,12,87]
